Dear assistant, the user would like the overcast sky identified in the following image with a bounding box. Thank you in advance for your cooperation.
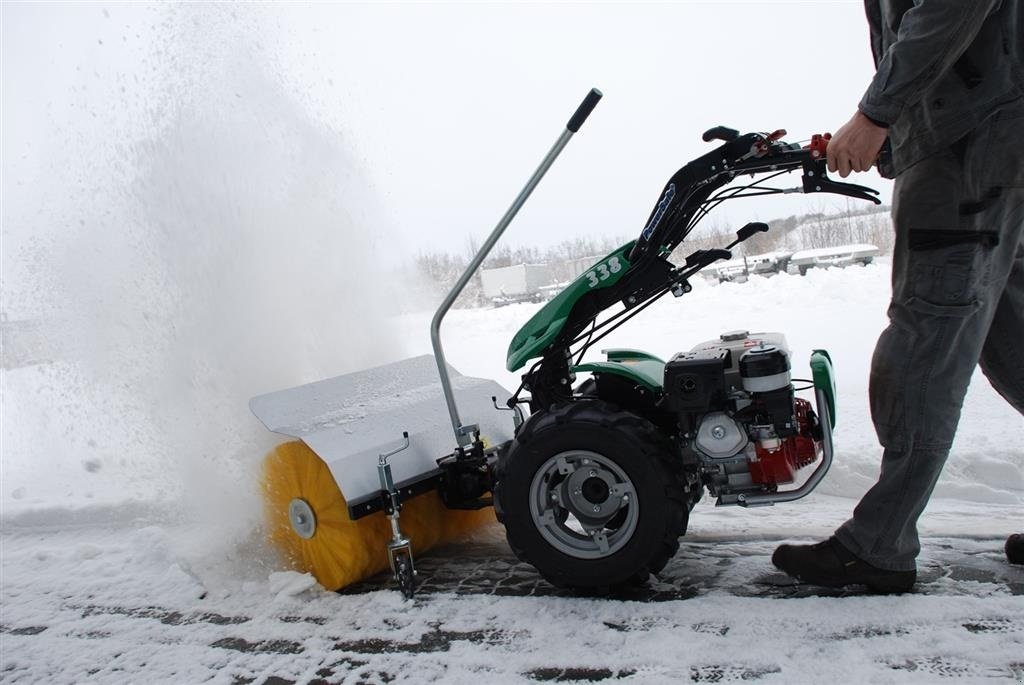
[4,1,891,265]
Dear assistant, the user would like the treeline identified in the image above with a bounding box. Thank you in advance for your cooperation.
[414,235,629,306]
[683,205,894,256]
[416,205,893,306]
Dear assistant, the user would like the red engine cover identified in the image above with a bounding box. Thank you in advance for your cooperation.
[748,398,821,485]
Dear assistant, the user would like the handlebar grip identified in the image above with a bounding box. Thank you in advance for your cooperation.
[567,88,603,133]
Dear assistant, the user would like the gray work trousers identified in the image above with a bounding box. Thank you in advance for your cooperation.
[835,100,1024,572]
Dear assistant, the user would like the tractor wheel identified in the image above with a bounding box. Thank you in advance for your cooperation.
[494,401,686,591]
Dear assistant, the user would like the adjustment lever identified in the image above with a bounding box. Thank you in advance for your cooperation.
[725,222,769,250]
[684,248,732,269]
[378,431,417,599]
[702,126,740,143]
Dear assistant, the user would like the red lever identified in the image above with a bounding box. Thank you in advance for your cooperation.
[807,133,832,159]
[753,129,788,156]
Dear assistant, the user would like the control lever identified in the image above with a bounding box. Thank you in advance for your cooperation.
[702,126,740,143]
[802,168,882,204]
[684,248,732,269]
[801,133,882,204]
[726,222,769,250]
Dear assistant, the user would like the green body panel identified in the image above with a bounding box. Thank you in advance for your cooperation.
[573,358,666,393]
[810,349,837,428]
[506,241,636,372]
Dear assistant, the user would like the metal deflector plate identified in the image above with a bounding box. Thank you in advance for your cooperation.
[250,355,515,503]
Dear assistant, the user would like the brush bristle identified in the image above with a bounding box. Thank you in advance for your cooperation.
[262,440,493,590]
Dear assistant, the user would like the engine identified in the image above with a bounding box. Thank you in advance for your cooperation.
[664,330,822,500]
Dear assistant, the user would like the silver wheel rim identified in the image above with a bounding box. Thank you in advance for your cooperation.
[528,449,639,559]
[288,498,317,539]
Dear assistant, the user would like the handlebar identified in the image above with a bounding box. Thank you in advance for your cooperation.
[627,127,881,264]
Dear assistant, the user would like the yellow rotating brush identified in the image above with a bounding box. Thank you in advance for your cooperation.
[262,440,493,591]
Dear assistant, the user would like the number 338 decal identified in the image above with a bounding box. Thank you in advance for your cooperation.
[584,256,623,288]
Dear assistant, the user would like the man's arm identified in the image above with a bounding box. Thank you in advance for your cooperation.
[860,0,1002,126]
[829,0,1001,178]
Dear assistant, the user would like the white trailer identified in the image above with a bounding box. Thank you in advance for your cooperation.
[564,255,605,281]
[787,244,879,275]
[702,251,793,283]
[480,263,553,305]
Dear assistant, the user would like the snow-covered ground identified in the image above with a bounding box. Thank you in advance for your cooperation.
[4,263,1023,683]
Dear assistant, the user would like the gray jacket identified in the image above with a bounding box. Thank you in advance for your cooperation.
[860,0,1023,176]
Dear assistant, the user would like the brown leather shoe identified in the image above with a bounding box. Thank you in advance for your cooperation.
[1007,534,1024,565]
[772,537,916,594]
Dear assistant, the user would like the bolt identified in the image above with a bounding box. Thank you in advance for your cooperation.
[296,514,306,524]
[711,425,727,439]
[573,489,582,496]
[589,470,597,478]
[816,185,822,191]
[592,505,601,513]
[622,495,630,503]
[582,459,589,465]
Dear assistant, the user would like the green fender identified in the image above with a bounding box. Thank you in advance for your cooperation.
[573,349,666,393]
[810,349,837,428]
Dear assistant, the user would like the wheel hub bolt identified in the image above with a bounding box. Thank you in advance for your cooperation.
[588,470,597,477]
[592,505,601,513]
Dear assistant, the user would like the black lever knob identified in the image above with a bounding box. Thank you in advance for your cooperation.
[702,126,740,143]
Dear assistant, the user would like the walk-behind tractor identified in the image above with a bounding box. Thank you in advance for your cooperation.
[252,89,881,596]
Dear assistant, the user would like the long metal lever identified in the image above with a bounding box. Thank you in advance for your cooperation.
[430,88,603,447]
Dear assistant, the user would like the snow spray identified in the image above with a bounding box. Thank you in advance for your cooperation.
[2,5,403,550]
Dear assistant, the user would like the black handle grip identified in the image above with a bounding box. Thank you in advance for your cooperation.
[567,88,603,133]
[702,126,740,143]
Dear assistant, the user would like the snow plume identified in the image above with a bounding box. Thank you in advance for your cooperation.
[2,5,401,556]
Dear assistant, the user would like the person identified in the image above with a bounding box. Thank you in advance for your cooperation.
[772,0,1024,593]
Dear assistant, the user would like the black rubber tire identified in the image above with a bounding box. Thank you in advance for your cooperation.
[494,400,686,591]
